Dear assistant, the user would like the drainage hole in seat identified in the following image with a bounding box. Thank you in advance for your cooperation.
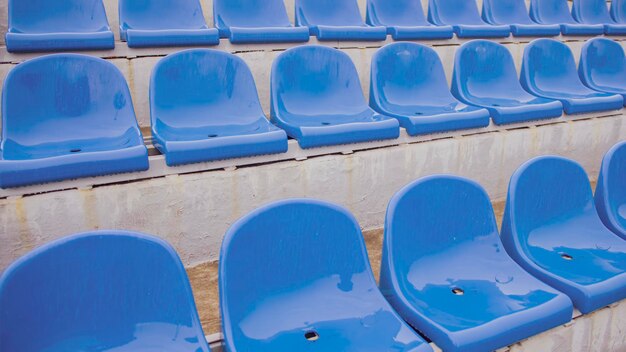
[70,149,82,153]
[492,104,501,107]
[560,253,573,261]
[208,134,218,138]
[321,122,331,126]
[304,330,319,341]
[452,287,464,296]
[414,112,423,115]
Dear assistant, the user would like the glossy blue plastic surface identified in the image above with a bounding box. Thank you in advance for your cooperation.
[380,175,573,352]
[595,141,626,240]
[0,231,210,352]
[501,156,626,314]
[119,0,219,48]
[521,39,624,114]
[295,0,387,41]
[529,0,605,35]
[428,0,511,38]
[451,40,563,125]
[6,0,114,53]
[220,199,432,352]
[573,0,626,35]
[0,54,148,189]
[482,0,561,37]
[271,45,399,148]
[150,49,288,166]
[370,43,490,135]
[213,0,309,43]
[611,0,626,23]
[579,38,626,105]
[365,0,453,40]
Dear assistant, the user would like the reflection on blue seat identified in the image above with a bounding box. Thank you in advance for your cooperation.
[521,39,624,114]
[428,0,510,38]
[579,38,626,105]
[6,0,114,53]
[370,43,490,135]
[502,156,626,314]
[366,0,453,40]
[295,0,387,41]
[213,0,309,43]
[150,50,288,167]
[0,231,210,352]
[611,0,626,24]
[573,0,626,35]
[119,0,219,48]
[595,141,626,240]
[0,54,148,189]
[482,0,561,37]
[380,175,573,352]
[529,0,605,35]
[220,199,432,352]
[452,40,563,125]
[271,46,399,148]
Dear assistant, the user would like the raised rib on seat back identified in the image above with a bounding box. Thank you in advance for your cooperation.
[611,0,626,23]
[579,38,626,104]
[595,141,626,240]
[529,0,605,35]
[572,0,626,34]
[0,231,210,352]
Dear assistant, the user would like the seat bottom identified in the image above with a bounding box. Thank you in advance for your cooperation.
[226,26,310,44]
[6,31,114,53]
[389,25,454,40]
[485,99,564,125]
[511,24,561,37]
[605,24,626,35]
[560,23,605,36]
[312,25,388,41]
[382,106,490,136]
[453,24,510,38]
[123,28,220,48]
[558,93,624,114]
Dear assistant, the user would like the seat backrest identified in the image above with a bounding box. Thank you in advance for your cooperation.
[366,0,429,27]
[8,0,111,33]
[611,0,626,23]
[296,0,366,27]
[220,199,379,351]
[572,0,612,24]
[428,0,486,25]
[151,49,264,132]
[521,39,586,93]
[529,0,576,24]
[119,0,208,30]
[0,231,209,352]
[271,45,368,117]
[596,142,626,232]
[579,38,626,90]
[1,54,140,160]
[371,42,455,110]
[482,0,534,25]
[213,0,292,29]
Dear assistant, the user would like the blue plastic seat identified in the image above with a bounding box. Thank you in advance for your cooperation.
[365,0,453,40]
[573,0,626,35]
[151,49,288,166]
[370,43,490,135]
[482,0,561,37]
[220,199,432,352]
[579,38,626,105]
[501,156,626,314]
[271,46,399,148]
[428,0,511,38]
[6,0,114,53]
[595,141,626,240]
[529,0,605,35]
[213,0,310,43]
[380,175,573,352]
[295,0,387,41]
[521,39,624,115]
[119,0,219,48]
[0,54,148,189]
[451,40,563,125]
[0,231,210,352]
[611,0,626,24]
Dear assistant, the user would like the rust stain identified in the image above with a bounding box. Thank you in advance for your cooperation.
[14,197,35,253]
[79,188,100,230]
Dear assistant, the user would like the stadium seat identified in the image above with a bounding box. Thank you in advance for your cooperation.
[271,46,400,148]
[365,0,454,40]
[295,0,388,41]
[501,156,626,314]
[380,175,574,352]
[150,49,288,166]
[595,141,626,240]
[572,0,626,35]
[0,231,210,352]
[220,199,433,352]
[428,0,511,38]
[521,39,624,114]
[482,0,561,37]
[213,0,310,43]
[451,40,563,125]
[579,38,626,105]
[529,0,605,35]
[0,54,148,188]
[6,0,114,52]
[119,0,219,48]
[611,0,626,24]
[370,43,490,135]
